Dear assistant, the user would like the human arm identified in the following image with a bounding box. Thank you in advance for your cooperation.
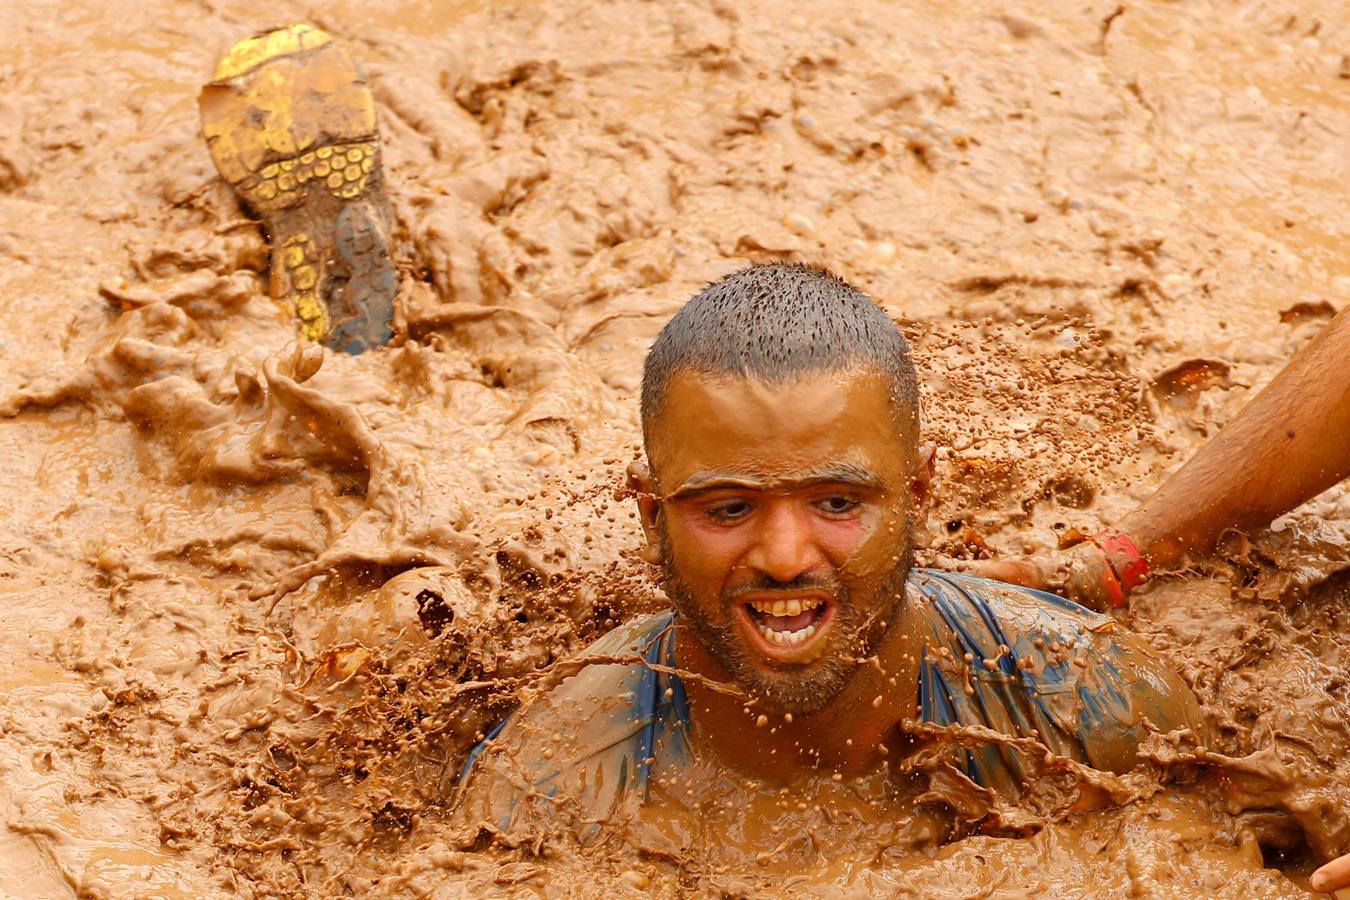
[976,305,1350,609]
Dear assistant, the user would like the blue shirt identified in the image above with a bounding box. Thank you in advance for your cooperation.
[455,570,1202,830]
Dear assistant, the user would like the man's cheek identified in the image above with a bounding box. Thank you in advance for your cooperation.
[836,516,906,578]
[816,518,867,561]
[669,514,742,564]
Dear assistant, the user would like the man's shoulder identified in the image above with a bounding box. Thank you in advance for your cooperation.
[484,609,675,740]
[908,568,1109,647]
[579,610,675,659]
[454,610,684,832]
[908,567,1204,777]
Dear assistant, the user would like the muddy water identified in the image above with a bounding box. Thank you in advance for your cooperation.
[0,0,1347,895]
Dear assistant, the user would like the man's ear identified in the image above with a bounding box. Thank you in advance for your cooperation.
[912,441,936,512]
[627,460,663,565]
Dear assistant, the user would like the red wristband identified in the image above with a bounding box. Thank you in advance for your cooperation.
[1099,532,1150,593]
[1097,552,1127,608]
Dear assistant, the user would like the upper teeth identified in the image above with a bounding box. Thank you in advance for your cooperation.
[749,598,822,617]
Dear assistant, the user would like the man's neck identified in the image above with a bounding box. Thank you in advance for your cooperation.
[674,586,924,783]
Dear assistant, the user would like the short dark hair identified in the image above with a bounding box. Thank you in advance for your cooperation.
[640,263,919,449]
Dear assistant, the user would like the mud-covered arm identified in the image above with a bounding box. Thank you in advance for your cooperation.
[1116,305,1350,570]
[976,306,1350,609]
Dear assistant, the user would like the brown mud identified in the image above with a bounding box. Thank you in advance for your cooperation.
[0,0,1347,896]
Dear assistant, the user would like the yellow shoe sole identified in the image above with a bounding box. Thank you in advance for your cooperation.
[200,24,396,354]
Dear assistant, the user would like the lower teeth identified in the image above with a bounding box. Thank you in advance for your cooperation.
[757,623,817,646]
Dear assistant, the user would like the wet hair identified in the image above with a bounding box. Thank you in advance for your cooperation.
[640,263,919,447]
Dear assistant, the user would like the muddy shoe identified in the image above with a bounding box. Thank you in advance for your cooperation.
[199,24,396,354]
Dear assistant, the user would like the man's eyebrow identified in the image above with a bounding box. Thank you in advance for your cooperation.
[795,463,885,489]
[666,463,884,498]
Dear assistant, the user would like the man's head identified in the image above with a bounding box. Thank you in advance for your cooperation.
[633,263,929,715]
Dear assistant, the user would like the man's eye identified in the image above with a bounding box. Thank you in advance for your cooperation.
[706,500,752,522]
[817,496,861,516]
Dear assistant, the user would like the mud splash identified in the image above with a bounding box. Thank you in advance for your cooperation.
[0,0,1347,895]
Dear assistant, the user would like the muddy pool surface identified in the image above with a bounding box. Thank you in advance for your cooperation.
[0,0,1347,896]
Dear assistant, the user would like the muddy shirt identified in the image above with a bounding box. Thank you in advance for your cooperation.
[455,570,1203,831]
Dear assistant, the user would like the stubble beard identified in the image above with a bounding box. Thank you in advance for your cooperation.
[659,525,916,716]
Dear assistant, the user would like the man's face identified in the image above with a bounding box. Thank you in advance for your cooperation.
[637,368,927,715]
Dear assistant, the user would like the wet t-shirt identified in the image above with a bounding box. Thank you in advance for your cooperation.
[454,570,1203,832]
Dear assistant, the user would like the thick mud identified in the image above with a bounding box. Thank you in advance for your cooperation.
[0,0,1347,896]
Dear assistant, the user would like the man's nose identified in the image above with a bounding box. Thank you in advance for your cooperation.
[746,501,827,583]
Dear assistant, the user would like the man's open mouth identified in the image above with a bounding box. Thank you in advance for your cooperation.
[736,595,835,661]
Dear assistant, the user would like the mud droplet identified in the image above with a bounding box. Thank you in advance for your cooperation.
[784,211,815,237]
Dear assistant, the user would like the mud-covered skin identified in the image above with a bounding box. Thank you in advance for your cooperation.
[456,571,1207,852]
[0,0,1348,896]
[200,25,396,352]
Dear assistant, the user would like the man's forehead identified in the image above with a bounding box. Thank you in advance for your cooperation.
[658,366,895,417]
[647,368,914,482]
